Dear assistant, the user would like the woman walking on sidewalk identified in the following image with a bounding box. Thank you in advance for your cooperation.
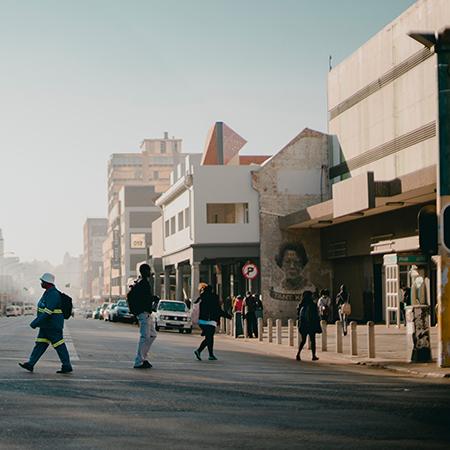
[296,290,322,362]
[194,283,231,361]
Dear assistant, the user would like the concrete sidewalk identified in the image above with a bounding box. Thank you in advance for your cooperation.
[217,324,450,379]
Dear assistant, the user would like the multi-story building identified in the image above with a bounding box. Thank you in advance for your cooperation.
[279,0,447,325]
[81,218,107,303]
[103,132,182,298]
[107,132,181,212]
[151,122,269,302]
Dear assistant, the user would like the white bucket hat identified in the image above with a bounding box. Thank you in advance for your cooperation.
[40,272,55,285]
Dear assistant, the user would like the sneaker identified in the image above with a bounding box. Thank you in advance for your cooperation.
[19,362,33,372]
[56,367,73,374]
[312,356,319,361]
[295,354,301,361]
[133,363,146,369]
[142,360,152,368]
[194,350,202,361]
[208,355,218,361]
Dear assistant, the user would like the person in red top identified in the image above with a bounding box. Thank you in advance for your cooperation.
[233,295,244,337]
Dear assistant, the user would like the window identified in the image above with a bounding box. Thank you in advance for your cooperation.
[165,220,170,238]
[160,141,166,154]
[206,203,249,224]
[170,216,176,235]
[178,211,184,231]
[172,142,178,152]
[154,171,159,180]
[184,207,190,228]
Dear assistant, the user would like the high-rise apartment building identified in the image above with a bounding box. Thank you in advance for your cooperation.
[107,131,181,212]
[103,132,182,299]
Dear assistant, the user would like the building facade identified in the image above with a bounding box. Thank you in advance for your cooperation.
[280,0,447,324]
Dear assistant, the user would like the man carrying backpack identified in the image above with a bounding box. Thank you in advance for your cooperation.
[127,264,157,369]
[19,273,73,374]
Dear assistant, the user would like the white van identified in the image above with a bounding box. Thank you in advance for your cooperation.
[6,305,21,317]
[23,304,36,315]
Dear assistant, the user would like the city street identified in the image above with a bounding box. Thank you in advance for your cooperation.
[0,317,449,449]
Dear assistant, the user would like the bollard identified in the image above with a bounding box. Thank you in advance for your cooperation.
[367,321,375,358]
[220,317,225,334]
[276,319,282,344]
[258,318,263,342]
[243,319,248,339]
[320,320,327,352]
[288,319,294,347]
[296,326,301,349]
[232,314,236,338]
[336,320,343,353]
[350,321,358,356]
[225,318,230,335]
[268,318,273,343]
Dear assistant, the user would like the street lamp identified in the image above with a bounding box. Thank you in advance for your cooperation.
[409,28,450,368]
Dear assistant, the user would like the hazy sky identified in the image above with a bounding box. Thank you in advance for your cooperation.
[0,0,416,264]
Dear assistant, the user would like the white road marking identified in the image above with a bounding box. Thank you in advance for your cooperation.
[64,325,80,361]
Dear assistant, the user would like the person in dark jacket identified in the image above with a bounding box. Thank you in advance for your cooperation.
[127,264,157,369]
[295,290,321,362]
[194,284,231,361]
[243,291,258,338]
[19,273,72,374]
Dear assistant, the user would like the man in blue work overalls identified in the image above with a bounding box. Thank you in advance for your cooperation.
[19,273,73,374]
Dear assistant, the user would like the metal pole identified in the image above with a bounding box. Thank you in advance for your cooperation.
[336,320,343,353]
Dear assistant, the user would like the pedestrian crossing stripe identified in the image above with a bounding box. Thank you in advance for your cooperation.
[64,326,80,361]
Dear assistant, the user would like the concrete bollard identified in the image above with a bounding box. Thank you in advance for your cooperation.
[320,320,327,352]
[232,314,236,338]
[336,320,343,353]
[367,321,375,358]
[296,327,301,349]
[350,321,358,356]
[276,319,282,344]
[268,318,273,343]
[288,319,294,346]
[225,318,230,335]
[220,317,225,333]
[258,318,263,342]
[243,319,248,339]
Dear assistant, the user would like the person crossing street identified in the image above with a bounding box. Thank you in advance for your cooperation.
[19,273,73,374]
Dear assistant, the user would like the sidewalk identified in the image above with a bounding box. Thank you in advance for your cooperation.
[217,324,450,379]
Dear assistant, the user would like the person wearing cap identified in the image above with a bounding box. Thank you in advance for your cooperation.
[19,273,73,374]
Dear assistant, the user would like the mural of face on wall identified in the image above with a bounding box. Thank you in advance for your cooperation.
[270,242,315,302]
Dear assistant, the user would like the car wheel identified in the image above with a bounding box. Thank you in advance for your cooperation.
[186,329,192,334]
[155,325,160,332]
[179,329,184,333]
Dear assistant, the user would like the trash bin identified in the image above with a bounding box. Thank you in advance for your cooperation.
[405,305,432,362]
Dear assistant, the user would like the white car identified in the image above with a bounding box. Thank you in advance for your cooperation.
[6,305,22,317]
[155,300,192,333]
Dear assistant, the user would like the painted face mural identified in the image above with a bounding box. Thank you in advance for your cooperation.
[270,242,315,302]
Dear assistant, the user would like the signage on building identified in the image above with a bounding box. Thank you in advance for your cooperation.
[130,233,146,249]
[242,262,258,280]
[112,229,121,269]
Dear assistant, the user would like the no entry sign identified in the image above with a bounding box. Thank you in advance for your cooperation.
[242,262,258,280]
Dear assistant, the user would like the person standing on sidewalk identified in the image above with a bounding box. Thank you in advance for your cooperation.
[194,284,231,361]
[317,289,331,323]
[295,290,321,362]
[233,294,244,337]
[127,263,157,369]
[243,291,258,338]
[19,273,72,374]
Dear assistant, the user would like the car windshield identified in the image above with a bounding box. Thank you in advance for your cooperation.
[117,300,128,307]
[158,301,186,312]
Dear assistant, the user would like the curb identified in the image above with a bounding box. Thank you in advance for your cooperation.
[357,361,450,379]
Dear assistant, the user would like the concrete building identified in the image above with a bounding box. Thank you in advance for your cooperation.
[280,0,447,324]
[104,185,160,298]
[151,122,269,302]
[81,218,107,304]
[108,132,181,212]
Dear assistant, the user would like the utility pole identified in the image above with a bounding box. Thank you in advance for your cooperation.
[410,29,450,367]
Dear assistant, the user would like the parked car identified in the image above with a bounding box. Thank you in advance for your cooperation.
[92,307,101,319]
[155,300,192,333]
[103,303,116,321]
[98,302,110,320]
[6,305,22,317]
[109,299,134,323]
[23,304,36,315]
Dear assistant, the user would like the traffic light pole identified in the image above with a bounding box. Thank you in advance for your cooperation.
[436,30,450,368]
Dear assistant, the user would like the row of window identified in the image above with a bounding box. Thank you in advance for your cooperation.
[165,207,190,237]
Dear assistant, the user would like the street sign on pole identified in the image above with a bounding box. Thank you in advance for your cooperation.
[242,262,258,280]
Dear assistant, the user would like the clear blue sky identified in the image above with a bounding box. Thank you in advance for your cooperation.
[0,0,416,264]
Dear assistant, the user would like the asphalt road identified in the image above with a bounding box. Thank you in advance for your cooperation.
[0,316,449,450]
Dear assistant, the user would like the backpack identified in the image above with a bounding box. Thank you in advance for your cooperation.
[59,292,73,319]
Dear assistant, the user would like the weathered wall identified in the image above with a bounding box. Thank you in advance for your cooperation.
[252,128,332,321]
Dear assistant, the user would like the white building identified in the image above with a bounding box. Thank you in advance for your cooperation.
[151,122,269,301]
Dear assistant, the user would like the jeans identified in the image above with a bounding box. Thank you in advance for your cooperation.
[28,328,72,370]
[135,312,157,366]
[246,312,258,338]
